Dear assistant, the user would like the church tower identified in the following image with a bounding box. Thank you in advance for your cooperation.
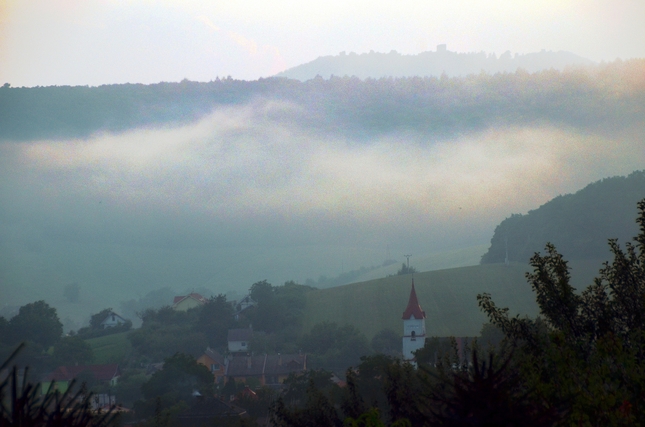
[402,279,426,361]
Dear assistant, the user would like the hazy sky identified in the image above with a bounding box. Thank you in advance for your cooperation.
[2,0,645,86]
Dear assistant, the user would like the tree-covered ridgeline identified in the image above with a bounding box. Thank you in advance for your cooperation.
[1,59,643,141]
[481,170,645,264]
[276,49,594,81]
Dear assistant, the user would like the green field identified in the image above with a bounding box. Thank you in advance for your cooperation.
[302,259,605,339]
[86,331,132,364]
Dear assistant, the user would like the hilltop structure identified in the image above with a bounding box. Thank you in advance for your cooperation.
[402,280,426,361]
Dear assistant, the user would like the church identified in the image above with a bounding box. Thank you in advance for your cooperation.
[402,280,426,361]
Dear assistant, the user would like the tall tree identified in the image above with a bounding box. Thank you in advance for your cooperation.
[8,301,62,348]
[477,199,645,425]
[196,294,235,348]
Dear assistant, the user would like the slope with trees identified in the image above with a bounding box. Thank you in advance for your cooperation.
[275,48,594,81]
[481,170,645,263]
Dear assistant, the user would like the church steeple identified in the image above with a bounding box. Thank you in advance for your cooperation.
[402,279,426,320]
[402,279,427,361]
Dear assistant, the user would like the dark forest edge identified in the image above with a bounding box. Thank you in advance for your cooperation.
[481,170,645,264]
[1,59,644,142]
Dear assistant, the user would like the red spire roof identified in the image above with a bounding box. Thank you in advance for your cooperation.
[402,280,426,320]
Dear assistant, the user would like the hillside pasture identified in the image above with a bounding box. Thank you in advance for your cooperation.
[86,331,132,364]
[302,259,605,339]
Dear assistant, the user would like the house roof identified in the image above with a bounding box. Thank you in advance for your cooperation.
[239,295,256,304]
[226,354,307,379]
[263,354,307,376]
[100,311,127,324]
[237,386,257,399]
[173,293,207,305]
[235,295,257,314]
[202,347,225,364]
[228,328,253,342]
[226,355,266,376]
[43,364,120,383]
[402,280,426,320]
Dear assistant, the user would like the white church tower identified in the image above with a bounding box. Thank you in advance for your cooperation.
[402,279,426,361]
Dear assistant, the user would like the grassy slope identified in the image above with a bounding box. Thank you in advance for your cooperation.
[350,245,488,283]
[86,332,132,364]
[302,259,605,339]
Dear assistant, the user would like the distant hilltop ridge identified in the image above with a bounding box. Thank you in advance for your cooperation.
[275,45,595,81]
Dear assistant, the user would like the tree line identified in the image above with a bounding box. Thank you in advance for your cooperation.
[481,170,645,264]
[1,59,643,141]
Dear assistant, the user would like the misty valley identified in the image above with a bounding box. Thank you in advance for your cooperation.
[1,55,645,427]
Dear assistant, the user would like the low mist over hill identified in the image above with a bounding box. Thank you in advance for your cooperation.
[275,48,594,81]
[481,171,645,264]
[1,60,644,327]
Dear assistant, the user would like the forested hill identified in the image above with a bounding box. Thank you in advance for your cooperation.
[1,59,644,142]
[481,171,645,264]
[276,49,594,81]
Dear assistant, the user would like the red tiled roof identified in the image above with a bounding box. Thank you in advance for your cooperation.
[226,355,266,376]
[263,354,306,376]
[43,364,120,383]
[226,354,307,378]
[402,280,426,320]
[238,386,258,399]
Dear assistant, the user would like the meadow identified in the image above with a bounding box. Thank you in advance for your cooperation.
[86,331,132,364]
[302,258,604,338]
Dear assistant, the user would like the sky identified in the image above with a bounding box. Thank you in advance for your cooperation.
[1,0,645,86]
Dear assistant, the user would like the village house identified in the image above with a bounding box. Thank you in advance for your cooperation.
[99,310,128,328]
[196,347,227,384]
[42,364,120,394]
[224,353,307,387]
[233,294,257,320]
[228,328,253,353]
[172,293,208,311]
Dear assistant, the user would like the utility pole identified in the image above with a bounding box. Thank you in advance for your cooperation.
[404,254,412,269]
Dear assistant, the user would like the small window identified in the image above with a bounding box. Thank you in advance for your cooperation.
[241,342,246,347]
